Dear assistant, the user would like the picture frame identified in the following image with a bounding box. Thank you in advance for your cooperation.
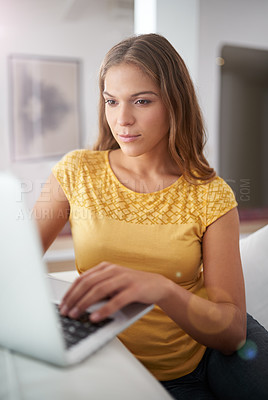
[9,54,82,161]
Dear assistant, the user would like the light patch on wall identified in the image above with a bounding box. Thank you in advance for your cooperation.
[216,56,225,66]
[134,0,156,34]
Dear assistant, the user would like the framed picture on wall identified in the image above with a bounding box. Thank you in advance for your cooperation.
[9,54,82,161]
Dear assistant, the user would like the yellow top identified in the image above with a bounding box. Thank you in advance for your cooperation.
[52,149,237,381]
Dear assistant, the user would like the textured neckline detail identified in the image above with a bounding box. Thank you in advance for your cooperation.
[105,150,184,196]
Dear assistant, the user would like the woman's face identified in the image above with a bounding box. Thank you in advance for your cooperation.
[103,63,170,158]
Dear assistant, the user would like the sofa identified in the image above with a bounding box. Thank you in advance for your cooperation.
[240,224,268,330]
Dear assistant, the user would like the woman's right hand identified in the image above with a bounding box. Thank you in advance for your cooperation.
[59,261,170,322]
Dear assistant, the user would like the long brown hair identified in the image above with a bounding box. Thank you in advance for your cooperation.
[94,33,215,183]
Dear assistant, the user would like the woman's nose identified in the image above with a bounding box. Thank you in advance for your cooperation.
[117,104,135,126]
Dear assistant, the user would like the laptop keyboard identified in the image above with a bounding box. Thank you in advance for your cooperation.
[54,304,114,349]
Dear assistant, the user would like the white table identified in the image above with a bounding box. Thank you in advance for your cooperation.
[0,271,173,400]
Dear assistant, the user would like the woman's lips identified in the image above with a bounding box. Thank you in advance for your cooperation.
[118,134,141,143]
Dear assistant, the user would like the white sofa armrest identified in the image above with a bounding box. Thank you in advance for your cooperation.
[240,225,268,330]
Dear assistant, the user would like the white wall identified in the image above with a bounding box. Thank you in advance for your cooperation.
[2,0,268,204]
[134,0,200,87]
[156,0,200,86]
[198,0,268,171]
[0,0,133,206]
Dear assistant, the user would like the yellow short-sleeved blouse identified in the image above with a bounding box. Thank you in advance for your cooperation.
[52,149,237,381]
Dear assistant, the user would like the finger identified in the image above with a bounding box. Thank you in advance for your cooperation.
[60,275,103,315]
[60,263,116,313]
[60,262,111,304]
[90,289,137,322]
[68,274,129,319]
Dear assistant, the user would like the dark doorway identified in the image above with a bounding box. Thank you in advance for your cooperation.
[219,45,268,222]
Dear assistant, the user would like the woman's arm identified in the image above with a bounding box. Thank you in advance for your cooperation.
[59,207,247,354]
[33,173,70,253]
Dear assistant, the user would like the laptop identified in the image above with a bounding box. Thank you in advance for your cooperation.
[0,172,153,366]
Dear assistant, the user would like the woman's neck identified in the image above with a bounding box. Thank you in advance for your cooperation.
[114,148,180,179]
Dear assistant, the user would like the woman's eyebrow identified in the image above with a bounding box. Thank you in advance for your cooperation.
[102,90,158,97]
[130,91,158,97]
[103,91,115,97]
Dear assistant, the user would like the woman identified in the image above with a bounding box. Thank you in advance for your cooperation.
[34,34,268,399]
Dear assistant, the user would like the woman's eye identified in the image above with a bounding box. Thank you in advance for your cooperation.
[135,99,151,105]
[105,99,117,106]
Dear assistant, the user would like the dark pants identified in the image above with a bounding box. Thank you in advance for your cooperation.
[160,314,268,400]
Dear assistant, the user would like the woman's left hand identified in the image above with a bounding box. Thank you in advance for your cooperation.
[59,262,169,322]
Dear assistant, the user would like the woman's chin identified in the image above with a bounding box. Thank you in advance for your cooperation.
[118,144,144,158]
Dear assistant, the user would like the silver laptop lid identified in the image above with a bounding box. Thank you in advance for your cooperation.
[0,172,67,365]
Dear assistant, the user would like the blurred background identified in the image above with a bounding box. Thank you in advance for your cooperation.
[0,0,267,269]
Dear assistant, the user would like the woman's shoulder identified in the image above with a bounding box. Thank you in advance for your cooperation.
[57,149,107,168]
[185,175,233,192]
[180,175,237,216]
[52,149,108,178]
[191,175,236,204]
[79,149,108,163]
[204,176,238,227]
[205,176,235,197]
[52,150,109,202]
